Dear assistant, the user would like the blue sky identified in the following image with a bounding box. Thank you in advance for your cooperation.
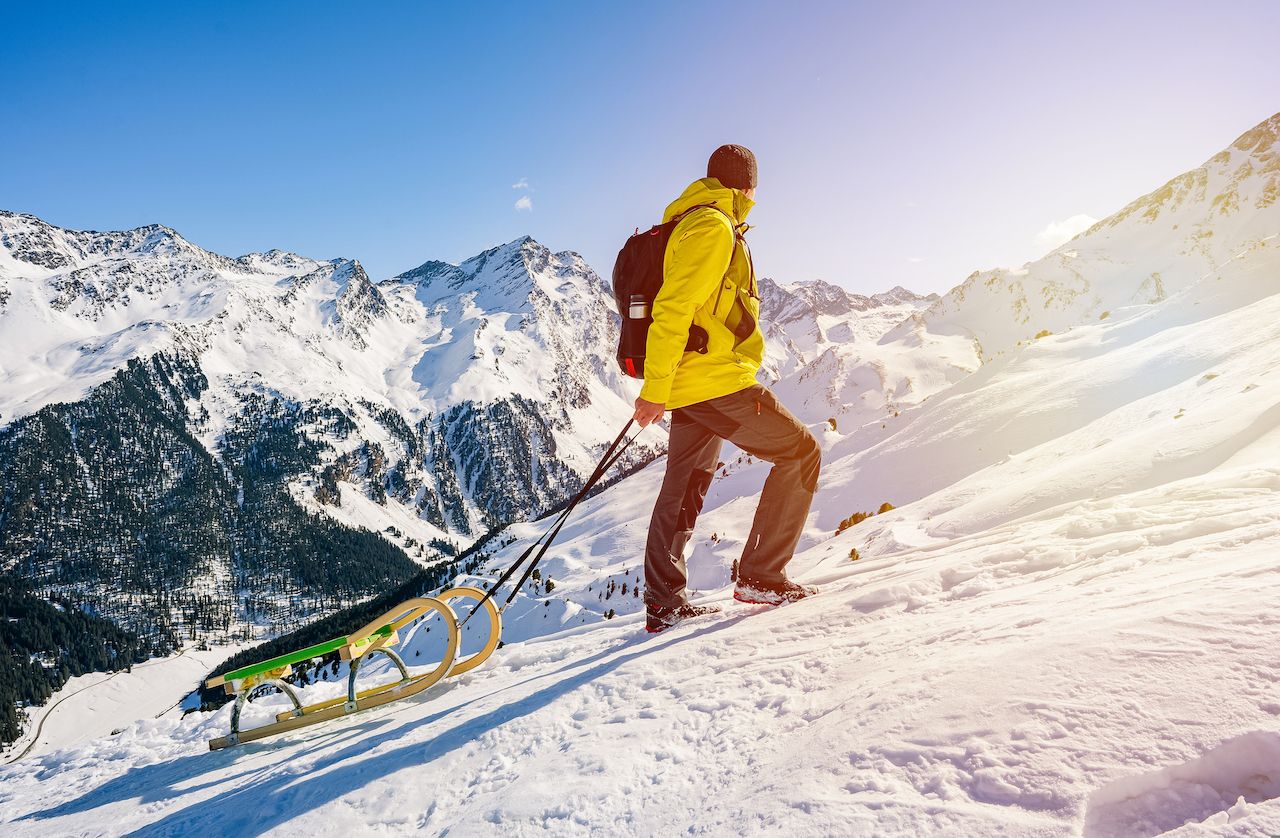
[4,1,1279,294]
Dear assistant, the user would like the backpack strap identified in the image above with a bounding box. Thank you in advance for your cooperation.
[671,203,734,227]
[673,205,756,300]
[669,203,740,255]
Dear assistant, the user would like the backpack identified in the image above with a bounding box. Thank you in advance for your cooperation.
[611,204,733,378]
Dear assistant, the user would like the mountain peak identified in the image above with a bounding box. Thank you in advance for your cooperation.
[761,277,936,322]
[235,248,326,276]
[463,235,545,268]
[125,224,196,256]
[335,259,389,329]
[0,211,202,271]
[389,236,555,293]
[0,209,46,226]
[0,210,77,270]
[871,285,939,306]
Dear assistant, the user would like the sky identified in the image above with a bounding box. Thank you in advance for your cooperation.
[3,0,1279,296]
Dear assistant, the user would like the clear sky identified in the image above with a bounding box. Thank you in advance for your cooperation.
[4,1,1279,295]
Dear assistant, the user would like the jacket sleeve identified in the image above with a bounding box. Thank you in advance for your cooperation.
[638,211,734,404]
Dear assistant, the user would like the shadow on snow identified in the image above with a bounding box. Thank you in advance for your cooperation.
[22,615,747,836]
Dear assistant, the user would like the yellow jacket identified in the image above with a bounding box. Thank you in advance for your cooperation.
[638,178,765,410]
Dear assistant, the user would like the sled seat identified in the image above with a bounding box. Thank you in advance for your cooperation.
[204,626,399,696]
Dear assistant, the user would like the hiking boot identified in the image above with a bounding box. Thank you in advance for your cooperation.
[733,577,818,606]
[645,602,720,634]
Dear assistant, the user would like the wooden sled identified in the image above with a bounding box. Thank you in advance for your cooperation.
[205,586,500,750]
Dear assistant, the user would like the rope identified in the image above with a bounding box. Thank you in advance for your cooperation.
[458,419,639,627]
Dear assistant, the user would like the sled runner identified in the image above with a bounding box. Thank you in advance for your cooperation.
[204,420,640,751]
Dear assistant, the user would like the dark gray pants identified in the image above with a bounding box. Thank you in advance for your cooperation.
[644,383,821,609]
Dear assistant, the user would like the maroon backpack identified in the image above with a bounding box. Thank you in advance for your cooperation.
[611,204,732,378]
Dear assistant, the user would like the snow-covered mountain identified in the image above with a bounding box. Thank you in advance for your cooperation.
[889,112,1280,360]
[0,218,646,534]
[755,277,973,427]
[0,221,662,652]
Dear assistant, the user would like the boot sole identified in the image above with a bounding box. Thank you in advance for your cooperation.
[733,591,785,606]
[733,590,816,606]
[645,608,721,633]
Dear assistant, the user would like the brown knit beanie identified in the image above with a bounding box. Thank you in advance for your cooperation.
[707,144,757,191]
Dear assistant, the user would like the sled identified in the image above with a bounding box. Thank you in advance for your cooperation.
[204,586,500,750]
[204,420,640,752]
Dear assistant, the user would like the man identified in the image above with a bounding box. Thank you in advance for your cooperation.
[635,144,821,634]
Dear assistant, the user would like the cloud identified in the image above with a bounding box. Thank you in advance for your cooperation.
[1035,214,1098,252]
[513,177,533,210]
[906,257,924,264]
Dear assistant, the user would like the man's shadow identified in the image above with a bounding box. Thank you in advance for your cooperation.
[23,614,745,836]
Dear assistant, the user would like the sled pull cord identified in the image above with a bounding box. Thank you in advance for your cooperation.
[459,419,640,627]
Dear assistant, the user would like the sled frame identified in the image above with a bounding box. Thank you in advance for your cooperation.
[206,586,501,750]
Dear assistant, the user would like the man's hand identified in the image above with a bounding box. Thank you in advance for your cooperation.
[633,397,666,428]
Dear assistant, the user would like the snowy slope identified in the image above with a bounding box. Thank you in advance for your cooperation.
[2,113,1278,836]
[888,112,1280,361]
[2,389,1276,835]
[0,644,245,764]
[756,278,973,428]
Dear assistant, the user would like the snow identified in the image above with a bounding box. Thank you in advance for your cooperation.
[289,477,455,566]
[1,450,1277,834]
[757,276,964,427]
[1084,731,1280,837]
[889,113,1280,361]
[0,644,244,764]
[2,114,1279,836]
[2,259,1278,834]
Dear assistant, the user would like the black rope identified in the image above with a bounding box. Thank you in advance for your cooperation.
[499,428,639,610]
[458,419,638,626]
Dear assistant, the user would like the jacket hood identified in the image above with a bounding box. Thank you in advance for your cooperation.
[663,177,755,225]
